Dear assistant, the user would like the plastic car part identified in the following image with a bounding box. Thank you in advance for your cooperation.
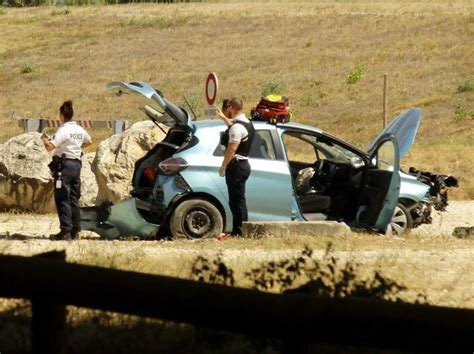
[80,198,159,239]
[408,167,459,211]
[159,157,188,175]
[143,167,158,185]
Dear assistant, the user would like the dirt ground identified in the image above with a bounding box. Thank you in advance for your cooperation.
[0,201,473,308]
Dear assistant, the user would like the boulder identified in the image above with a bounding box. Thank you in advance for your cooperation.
[0,133,99,213]
[79,152,98,207]
[92,121,167,204]
[0,133,55,213]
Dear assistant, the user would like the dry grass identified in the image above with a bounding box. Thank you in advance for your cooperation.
[0,1,473,197]
[1,233,473,308]
[0,234,473,352]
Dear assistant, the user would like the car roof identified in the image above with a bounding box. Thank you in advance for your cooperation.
[193,119,278,130]
[276,121,324,134]
[193,119,322,131]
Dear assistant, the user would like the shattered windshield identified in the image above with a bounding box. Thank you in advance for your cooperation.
[293,133,362,164]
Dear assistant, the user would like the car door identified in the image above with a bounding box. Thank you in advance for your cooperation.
[356,134,401,233]
[246,129,293,221]
[208,127,294,222]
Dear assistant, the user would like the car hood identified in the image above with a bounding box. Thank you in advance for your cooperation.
[107,81,194,130]
[367,108,422,159]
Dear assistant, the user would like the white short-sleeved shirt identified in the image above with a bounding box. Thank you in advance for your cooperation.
[51,121,91,160]
[229,114,251,160]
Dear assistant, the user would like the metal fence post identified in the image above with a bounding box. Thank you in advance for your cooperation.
[113,120,129,134]
[25,119,41,133]
[31,250,66,354]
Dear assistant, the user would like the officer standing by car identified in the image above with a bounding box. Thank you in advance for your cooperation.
[216,97,255,239]
[42,100,92,240]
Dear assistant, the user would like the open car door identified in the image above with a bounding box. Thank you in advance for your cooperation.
[367,108,421,159]
[356,134,401,233]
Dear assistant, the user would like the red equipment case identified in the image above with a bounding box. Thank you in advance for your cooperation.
[251,95,291,123]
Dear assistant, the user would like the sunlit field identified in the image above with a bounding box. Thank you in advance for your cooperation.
[0,0,473,198]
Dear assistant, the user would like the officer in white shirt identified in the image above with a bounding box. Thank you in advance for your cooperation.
[216,97,255,239]
[42,100,92,240]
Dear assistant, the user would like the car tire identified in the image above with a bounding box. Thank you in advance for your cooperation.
[388,203,414,236]
[170,199,223,239]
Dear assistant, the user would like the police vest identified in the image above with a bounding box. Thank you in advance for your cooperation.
[220,121,255,157]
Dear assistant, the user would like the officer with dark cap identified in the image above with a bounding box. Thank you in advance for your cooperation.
[42,100,92,240]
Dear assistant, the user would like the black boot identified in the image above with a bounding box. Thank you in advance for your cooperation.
[71,228,81,240]
[49,230,72,241]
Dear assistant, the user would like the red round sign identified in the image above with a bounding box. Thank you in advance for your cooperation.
[205,73,218,106]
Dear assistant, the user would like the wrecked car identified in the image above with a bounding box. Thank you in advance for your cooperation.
[80,81,456,239]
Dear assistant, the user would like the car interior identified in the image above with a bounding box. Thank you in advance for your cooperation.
[282,132,367,222]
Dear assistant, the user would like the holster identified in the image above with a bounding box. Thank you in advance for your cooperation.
[48,154,65,177]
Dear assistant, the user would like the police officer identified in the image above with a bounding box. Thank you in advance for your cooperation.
[216,97,255,239]
[42,100,92,240]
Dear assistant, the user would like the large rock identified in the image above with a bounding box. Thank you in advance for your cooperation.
[0,133,55,212]
[243,221,352,238]
[0,133,99,213]
[79,152,98,207]
[92,121,167,204]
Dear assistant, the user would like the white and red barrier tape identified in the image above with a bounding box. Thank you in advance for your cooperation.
[10,113,129,134]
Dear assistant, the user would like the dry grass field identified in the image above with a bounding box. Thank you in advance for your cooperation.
[0,3,473,350]
[0,0,473,198]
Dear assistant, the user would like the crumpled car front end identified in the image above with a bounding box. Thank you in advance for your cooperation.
[398,167,459,231]
[408,167,459,212]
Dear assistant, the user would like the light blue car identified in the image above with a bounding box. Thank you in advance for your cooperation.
[81,81,437,239]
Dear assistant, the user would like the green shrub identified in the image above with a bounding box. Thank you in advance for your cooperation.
[301,94,318,107]
[454,103,474,122]
[260,80,284,97]
[19,63,33,74]
[456,79,474,93]
[50,8,70,16]
[309,79,322,88]
[347,65,365,84]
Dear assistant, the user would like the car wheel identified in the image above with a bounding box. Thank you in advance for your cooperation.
[170,199,223,239]
[387,203,413,236]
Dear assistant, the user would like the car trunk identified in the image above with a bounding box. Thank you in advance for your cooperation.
[131,126,193,200]
[106,81,195,201]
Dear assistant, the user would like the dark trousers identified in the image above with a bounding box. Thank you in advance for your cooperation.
[225,159,251,236]
[54,159,82,233]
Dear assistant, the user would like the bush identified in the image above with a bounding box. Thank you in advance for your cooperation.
[347,65,365,84]
[454,103,474,122]
[50,8,70,16]
[19,63,33,74]
[456,79,474,93]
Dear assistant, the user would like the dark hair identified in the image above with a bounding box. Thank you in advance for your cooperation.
[60,100,74,121]
[229,97,243,111]
[222,99,231,111]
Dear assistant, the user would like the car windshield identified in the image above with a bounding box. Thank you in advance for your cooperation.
[288,133,361,164]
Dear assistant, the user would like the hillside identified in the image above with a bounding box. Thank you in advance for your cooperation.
[0,1,473,198]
